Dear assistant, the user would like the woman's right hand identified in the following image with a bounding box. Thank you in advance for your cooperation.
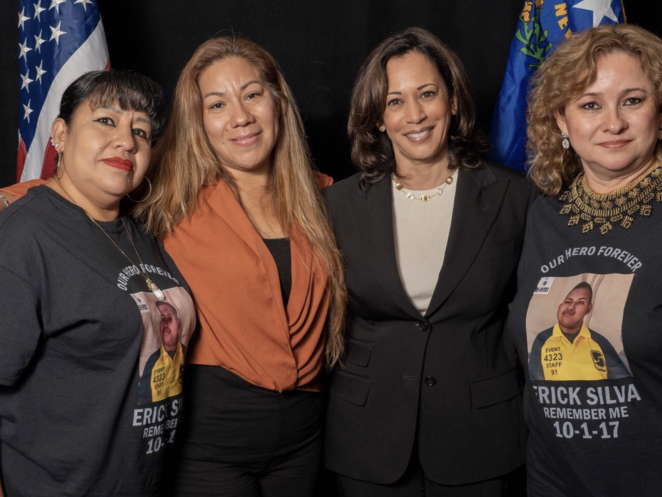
[0,190,16,213]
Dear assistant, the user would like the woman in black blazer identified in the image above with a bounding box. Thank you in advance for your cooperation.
[323,28,535,497]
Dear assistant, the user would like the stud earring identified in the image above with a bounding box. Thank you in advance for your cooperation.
[50,135,59,148]
[561,132,570,150]
[378,125,385,132]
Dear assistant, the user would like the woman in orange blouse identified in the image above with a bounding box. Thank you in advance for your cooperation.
[133,37,346,497]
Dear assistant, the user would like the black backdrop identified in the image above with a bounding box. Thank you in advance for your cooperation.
[0,1,661,494]
[2,1,658,188]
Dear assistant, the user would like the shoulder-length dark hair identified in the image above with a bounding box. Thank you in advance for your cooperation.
[348,27,488,188]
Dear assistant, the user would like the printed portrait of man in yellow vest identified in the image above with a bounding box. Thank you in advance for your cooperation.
[138,301,187,403]
[529,282,631,381]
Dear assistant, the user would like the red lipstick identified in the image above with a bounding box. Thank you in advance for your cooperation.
[103,157,134,171]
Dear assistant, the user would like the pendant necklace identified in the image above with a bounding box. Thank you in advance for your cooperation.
[54,176,166,300]
[87,215,166,300]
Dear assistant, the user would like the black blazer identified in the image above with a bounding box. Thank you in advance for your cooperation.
[323,161,536,485]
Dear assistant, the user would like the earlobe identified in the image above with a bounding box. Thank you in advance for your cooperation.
[51,118,68,152]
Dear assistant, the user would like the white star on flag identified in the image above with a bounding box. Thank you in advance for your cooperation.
[34,30,46,52]
[32,0,46,21]
[49,0,67,14]
[75,0,93,11]
[23,100,34,123]
[33,1,46,20]
[573,0,619,27]
[35,60,47,83]
[49,21,67,44]
[21,70,34,91]
[18,39,32,60]
[19,7,30,29]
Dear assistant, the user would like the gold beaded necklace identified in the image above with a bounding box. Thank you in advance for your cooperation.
[391,173,454,202]
[558,162,662,235]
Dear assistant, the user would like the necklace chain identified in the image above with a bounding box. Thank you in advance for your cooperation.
[53,176,165,299]
[87,215,165,300]
[391,173,454,202]
[558,162,662,235]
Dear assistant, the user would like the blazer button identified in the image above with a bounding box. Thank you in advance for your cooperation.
[418,321,430,332]
[425,376,437,386]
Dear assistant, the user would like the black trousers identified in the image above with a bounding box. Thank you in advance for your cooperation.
[335,451,525,497]
[168,365,323,497]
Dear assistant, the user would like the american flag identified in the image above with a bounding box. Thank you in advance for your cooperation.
[17,0,109,182]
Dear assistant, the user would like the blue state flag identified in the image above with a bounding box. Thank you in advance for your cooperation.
[488,0,626,171]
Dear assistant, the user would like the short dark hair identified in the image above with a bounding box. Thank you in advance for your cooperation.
[570,281,593,303]
[155,301,179,318]
[58,69,165,142]
[348,27,488,188]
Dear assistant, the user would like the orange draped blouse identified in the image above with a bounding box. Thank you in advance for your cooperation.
[164,175,333,392]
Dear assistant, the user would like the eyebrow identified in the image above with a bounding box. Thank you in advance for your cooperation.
[203,80,264,100]
[580,87,649,97]
[98,105,151,127]
[387,83,438,96]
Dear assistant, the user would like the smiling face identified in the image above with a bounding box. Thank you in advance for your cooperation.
[556,52,662,190]
[198,57,279,178]
[557,287,593,334]
[51,99,152,219]
[382,51,455,172]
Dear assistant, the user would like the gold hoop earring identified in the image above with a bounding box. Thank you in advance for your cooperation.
[127,177,153,203]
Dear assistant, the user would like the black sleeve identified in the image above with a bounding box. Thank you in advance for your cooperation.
[0,265,42,386]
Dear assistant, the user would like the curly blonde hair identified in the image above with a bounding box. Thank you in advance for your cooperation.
[526,24,662,196]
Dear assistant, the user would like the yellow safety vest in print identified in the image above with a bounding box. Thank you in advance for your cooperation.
[150,343,184,401]
[537,324,608,381]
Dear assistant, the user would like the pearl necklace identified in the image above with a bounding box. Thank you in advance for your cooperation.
[391,173,454,202]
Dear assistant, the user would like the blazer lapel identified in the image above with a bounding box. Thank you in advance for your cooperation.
[425,165,509,317]
[348,176,422,319]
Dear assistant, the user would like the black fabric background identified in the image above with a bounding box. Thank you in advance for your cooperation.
[0,1,660,495]
[1,1,658,188]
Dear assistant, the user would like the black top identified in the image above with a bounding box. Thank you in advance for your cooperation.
[0,186,196,497]
[506,192,662,496]
[263,237,292,306]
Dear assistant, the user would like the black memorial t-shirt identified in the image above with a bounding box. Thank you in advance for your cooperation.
[0,186,196,496]
[506,192,662,497]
